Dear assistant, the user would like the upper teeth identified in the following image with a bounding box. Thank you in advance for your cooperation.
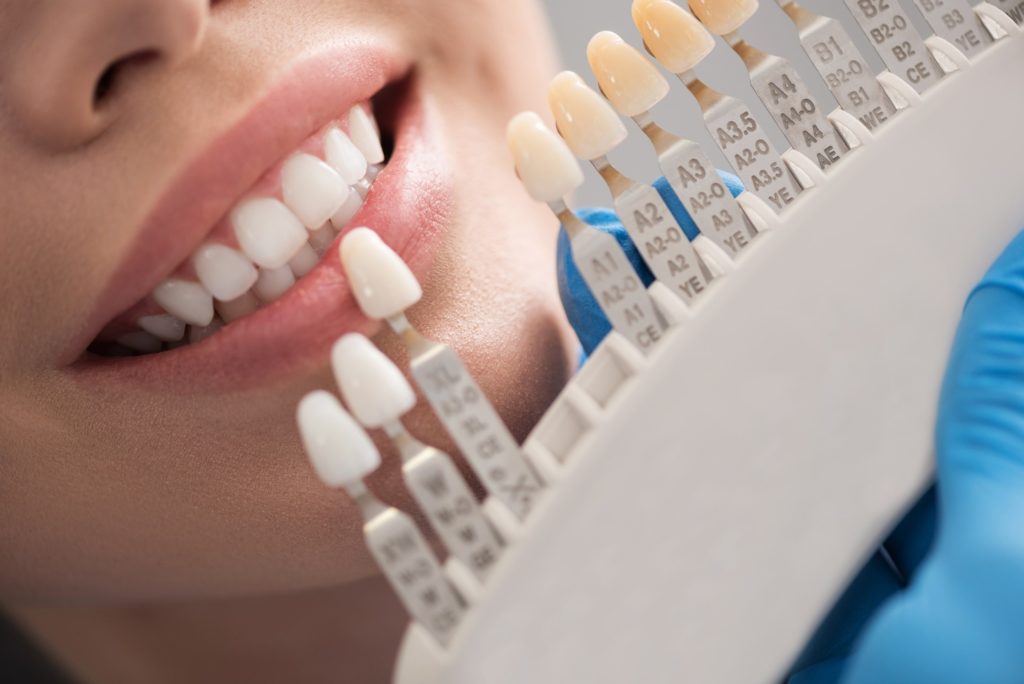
[129,104,385,354]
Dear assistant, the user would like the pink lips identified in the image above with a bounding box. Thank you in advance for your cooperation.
[67,45,453,392]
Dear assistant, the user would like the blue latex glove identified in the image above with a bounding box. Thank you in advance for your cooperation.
[557,176,1024,682]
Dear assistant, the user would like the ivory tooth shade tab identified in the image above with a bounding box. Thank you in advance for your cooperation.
[296,390,381,488]
[331,333,416,429]
[339,227,423,320]
[689,0,758,35]
[506,112,584,203]
[587,31,671,117]
[547,71,628,161]
[631,0,716,73]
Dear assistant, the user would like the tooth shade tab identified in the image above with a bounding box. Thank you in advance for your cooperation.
[192,243,259,302]
[297,390,381,488]
[339,228,423,320]
[689,0,758,35]
[324,127,369,185]
[632,0,716,73]
[331,334,416,428]
[252,265,295,303]
[231,198,308,269]
[138,314,186,342]
[506,111,585,203]
[281,154,349,229]
[548,71,628,161]
[587,31,671,117]
[349,105,385,165]
[152,279,214,327]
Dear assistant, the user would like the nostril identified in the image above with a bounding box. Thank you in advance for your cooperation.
[92,50,158,107]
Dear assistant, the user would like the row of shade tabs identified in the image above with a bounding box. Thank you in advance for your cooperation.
[507,0,1016,355]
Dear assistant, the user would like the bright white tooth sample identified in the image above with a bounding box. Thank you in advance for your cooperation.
[331,334,416,429]
[152,279,214,326]
[588,31,671,117]
[192,243,258,302]
[548,72,628,161]
[506,111,585,203]
[289,243,319,277]
[281,154,350,229]
[252,265,295,303]
[138,314,186,342]
[188,319,223,344]
[308,224,335,256]
[324,127,368,185]
[689,0,758,35]
[632,0,716,73]
[339,228,422,320]
[231,197,308,269]
[330,191,363,230]
[348,105,385,165]
[296,390,381,488]
[117,331,163,353]
[215,292,260,322]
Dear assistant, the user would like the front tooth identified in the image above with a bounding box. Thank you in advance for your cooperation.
[231,198,308,269]
[588,31,671,117]
[632,0,716,73]
[138,314,186,342]
[289,243,318,277]
[188,318,224,344]
[330,191,363,230]
[117,331,163,353]
[349,105,385,165]
[152,279,214,326]
[252,265,295,303]
[193,243,259,301]
[548,71,629,161]
[324,128,368,185]
[215,292,260,322]
[689,0,758,35]
[281,154,350,229]
[339,227,422,319]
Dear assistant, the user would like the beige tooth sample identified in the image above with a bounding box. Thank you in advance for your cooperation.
[548,71,628,160]
[324,127,368,185]
[215,292,260,323]
[689,0,758,35]
[152,279,214,326]
[231,198,308,269]
[348,105,385,165]
[138,314,186,342]
[252,265,295,303]
[281,153,350,229]
[506,111,585,203]
[339,227,422,320]
[117,331,163,353]
[192,243,259,302]
[632,0,716,73]
[587,31,670,117]
[289,243,319,278]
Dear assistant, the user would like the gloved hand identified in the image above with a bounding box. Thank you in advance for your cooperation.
[557,176,1024,683]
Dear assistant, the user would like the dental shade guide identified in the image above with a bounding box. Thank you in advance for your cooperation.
[339,228,544,521]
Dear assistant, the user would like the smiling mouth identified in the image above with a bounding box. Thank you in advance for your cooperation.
[85,73,409,360]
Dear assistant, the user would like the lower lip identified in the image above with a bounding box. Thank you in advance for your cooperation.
[69,86,452,394]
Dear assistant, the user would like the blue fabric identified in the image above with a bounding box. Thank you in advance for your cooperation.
[555,173,1024,682]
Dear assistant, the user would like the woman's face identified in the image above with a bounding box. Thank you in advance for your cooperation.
[0,0,574,601]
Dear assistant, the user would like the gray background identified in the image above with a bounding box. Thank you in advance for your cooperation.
[540,0,932,207]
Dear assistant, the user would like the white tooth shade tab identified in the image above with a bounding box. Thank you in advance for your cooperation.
[588,31,671,117]
[252,265,295,303]
[331,191,364,230]
[138,314,186,342]
[325,127,368,185]
[289,243,319,278]
[548,71,628,161]
[331,334,416,429]
[689,0,758,35]
[506,111,585,203]
[281,154,350,229]
[349,105,385,165]
[339,228,423,320]
[192,243,259,302]
[152,279,214,326]
[231,198,308,269]
[632,0,717,74]
[297,390,382,488]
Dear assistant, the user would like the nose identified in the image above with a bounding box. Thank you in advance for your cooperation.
[6,0,210,150]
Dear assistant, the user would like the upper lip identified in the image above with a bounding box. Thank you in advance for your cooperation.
[64,42,409,365]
